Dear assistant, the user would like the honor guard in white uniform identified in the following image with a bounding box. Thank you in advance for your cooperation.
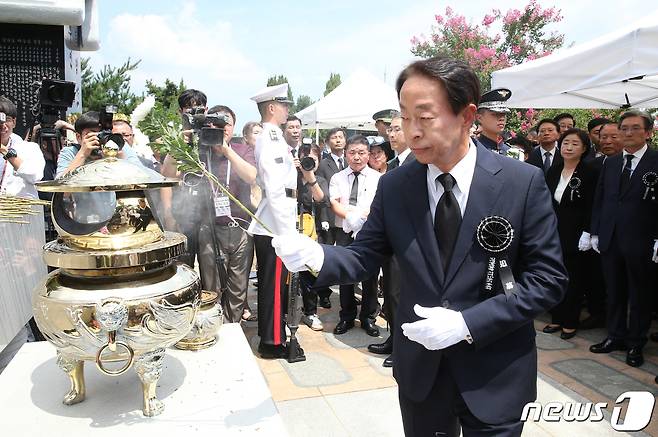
[247,83,297,358]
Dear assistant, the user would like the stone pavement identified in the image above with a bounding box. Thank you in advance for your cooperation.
[241,286,658,436]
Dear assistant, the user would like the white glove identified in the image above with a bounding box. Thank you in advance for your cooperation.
[578,231,592,251]
[401,304,471,350]
[345,211,366,234]
[652,240,658,263]
[591,235,600,253]
[321,221,329,231]
[271,233,324,272]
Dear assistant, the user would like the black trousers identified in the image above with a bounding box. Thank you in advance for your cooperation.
[254,234,287,346]
[399,360,524,437]
[177,220,202,268]
[313,226,344,301]
[601,233,656,348]
[550,251,583,329]
[381,255,401,340]
[585,251,606,317]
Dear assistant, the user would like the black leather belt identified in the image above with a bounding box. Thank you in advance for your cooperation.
[263,188,297,198]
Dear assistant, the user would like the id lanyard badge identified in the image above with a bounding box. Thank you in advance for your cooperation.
[214,160,232,217]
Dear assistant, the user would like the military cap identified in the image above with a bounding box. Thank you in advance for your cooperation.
[250,83,293,104]
[478,88,512,113]
[372,109,399,124]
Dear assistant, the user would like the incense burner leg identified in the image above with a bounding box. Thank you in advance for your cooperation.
[57,352,86,405]
[134,348,165,417]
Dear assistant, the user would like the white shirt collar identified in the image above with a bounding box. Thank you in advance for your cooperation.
[331,152,344,164]
[539,143,557,156]
[623,144,647,160]
[427,140,477,194]
[397,148,412,164]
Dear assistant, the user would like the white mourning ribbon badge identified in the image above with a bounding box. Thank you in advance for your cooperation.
[476,215,517,299]
[642,171,657,200]
[568,176,581,202]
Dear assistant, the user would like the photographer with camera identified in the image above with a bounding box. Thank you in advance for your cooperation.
[56,109,142,178]
[0,96,45,198]
[292,139,330,331]
[196,104,258,323]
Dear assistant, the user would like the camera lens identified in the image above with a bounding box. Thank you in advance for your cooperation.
[301,156,315,171]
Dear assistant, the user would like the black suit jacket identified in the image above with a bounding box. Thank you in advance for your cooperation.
[591,148,658,253]
[546,160,598,255]
[527,145,563,176]
[387,151,416,171]
[315,156,342,226]
[314,142,567,423]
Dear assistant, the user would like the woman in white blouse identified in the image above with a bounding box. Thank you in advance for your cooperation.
[543,128,598,340]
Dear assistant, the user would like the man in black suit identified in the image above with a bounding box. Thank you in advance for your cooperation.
[273,56,567,437]
[589,110,658,368]
[369,112,415,367]
[314,127,348,308]
[526,118,563,177]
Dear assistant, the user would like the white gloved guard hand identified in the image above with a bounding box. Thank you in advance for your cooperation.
[401,304,472,350]
[271,233,324,272]
[578,231,592,251]
[321,221,330,231]
[590,235,600,254]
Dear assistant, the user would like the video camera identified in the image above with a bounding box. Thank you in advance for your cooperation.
[182,106,230,148]
[96,104,125,150]
[298,138,316,171]
[32,78,76,139]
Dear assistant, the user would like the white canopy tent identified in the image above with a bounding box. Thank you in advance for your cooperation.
[296,68,399,138]
[491,11,658,109]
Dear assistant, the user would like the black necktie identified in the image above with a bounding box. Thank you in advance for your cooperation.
[349,171,360,206]
[543,151,551,174]
[434,173,461,272]
[338,157,344,170]
[620,154,634,192]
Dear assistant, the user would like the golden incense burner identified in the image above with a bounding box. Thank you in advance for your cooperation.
[175,290,223,351]
[32,151,201,416]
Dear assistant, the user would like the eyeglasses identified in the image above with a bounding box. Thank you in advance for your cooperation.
[370,150,385,157]
[386,126,402,134]
[346,150,368,157]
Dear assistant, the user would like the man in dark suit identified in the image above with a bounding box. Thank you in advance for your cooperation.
[314,127,348,308]
[272,56,567,437]
[589,110,658,368]
[369,112,415,367]
[526,118,563,177]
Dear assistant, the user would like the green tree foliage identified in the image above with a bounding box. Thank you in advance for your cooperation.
[294,95,314,113]
[324,73,341,96]
[81,57,141,114]
[138,78,187,142]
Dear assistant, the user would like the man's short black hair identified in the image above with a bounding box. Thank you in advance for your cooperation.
[553,112,575,126]
[396,56,481,116]
[0,96,17,118]
[74,111,100,134]
[587,117,611,132]
[178,89,207,110]
[345,134,369,151]
[285,115,301,125]
[537,118,560,133]
[208,104,236,124]
[326,127,346,140]
[619,109,654,131]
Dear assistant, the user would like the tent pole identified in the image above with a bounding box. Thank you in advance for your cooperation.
[315,122,319,145]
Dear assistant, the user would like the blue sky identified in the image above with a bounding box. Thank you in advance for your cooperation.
[87,0,658,131]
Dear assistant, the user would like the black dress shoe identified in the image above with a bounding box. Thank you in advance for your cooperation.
[361,319,380,337]
[542,324,561,334]
[626,347,644,367]
[560,330,577,340]
[368,336,393,355]
[579,314,605,330]
[650,332,658,342]
[333,320,354,335]
[319,296,332,309]
[383,355,394,368]
[590,338,627,354]
[258,343,287,359]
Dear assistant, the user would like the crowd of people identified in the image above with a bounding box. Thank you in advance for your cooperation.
[2,54,658,435]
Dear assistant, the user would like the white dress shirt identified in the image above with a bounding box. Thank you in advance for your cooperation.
[397,148,412,166]
[329,165,381,228]
[331,152,345,170]
[427,141,477,221]
[622,144,647,175]
[0,133,45,199]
